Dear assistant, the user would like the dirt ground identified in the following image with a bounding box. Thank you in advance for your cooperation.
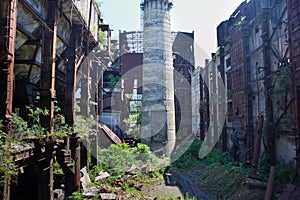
[141,166,216,200]
[141,166,267,200]
[142,183,183,199]
[171,166,266,200]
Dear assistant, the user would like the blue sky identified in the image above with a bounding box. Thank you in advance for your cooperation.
[100,0,246,66]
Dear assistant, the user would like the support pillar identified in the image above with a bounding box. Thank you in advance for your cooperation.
[45,143,55,200]
[262,8,275,165]
[40,0,58,134]
[250,115,264,178]
[80,61,89,118]
[80,139,88,170]
[0,1,18,199]
[61,136,80,197]
[199,70,205,141]
[90,132,98,167]
[65,26,80,127]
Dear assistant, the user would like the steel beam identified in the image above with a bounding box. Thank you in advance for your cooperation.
[40,0,58,134]
[18,0,69,46]
[65,25,80,127]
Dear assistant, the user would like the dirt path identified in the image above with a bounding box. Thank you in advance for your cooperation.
[141,166,216,200]
[168,167,216,200]
[142,183,183,199]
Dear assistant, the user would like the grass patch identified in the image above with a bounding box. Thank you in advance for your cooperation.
[172,139,231,170]
[198,165,245,198]
[173,139,295,199]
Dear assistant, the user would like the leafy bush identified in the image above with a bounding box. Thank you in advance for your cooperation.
[74,115,97,137]
[12,108,74,138]
[275,162,295,185]
[97,143,169,176]
[53,114,72,137]
[0,120,18,185]
[68,190,84,200]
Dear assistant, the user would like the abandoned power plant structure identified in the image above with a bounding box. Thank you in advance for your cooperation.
[192,0,300,178]
[1,0,300,199]
[0,0,111,199]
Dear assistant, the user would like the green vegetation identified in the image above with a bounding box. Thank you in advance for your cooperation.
[53,157,64,175]
[0,108,79,185]
[198,165,246,198]
[70,142,170,199]
[123,111,141,139]
[173,139,296,199]
[68,190,85,200]
[257,154,295,185]
[12,108,74,139]
[74,115,97,137]
[0,120,18,185]
[173,139,231,170]
[53,113,73,137]
[98,30,106,45]
[107,74,120,91]
[97,143,169,176]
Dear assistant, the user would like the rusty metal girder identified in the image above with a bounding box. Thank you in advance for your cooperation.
[0,1,18,200]
[40,0,58,134]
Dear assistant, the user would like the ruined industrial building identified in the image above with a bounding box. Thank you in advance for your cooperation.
[1,0,300,199]
[193,0,300,169]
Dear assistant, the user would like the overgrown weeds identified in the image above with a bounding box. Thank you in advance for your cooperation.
[172,139,231,170]
[172,139,296,199]
[97,143,169,176]
[74,142,170,199]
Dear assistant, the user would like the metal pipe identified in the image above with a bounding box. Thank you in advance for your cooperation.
[250,115,264,177]
[264,166,276,200]
[40,0,58,133]
[49,6,57,134]
[2,1,18,199]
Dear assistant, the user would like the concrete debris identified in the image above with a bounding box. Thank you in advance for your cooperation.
[80,167,91,191]
[95,171,110,182]
[99,193,117,200]
[99,184,112,193]
[82,191,96,198]
[125,164,138,174]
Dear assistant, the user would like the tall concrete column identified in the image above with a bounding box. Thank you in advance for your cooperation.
[141,0,175,156]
